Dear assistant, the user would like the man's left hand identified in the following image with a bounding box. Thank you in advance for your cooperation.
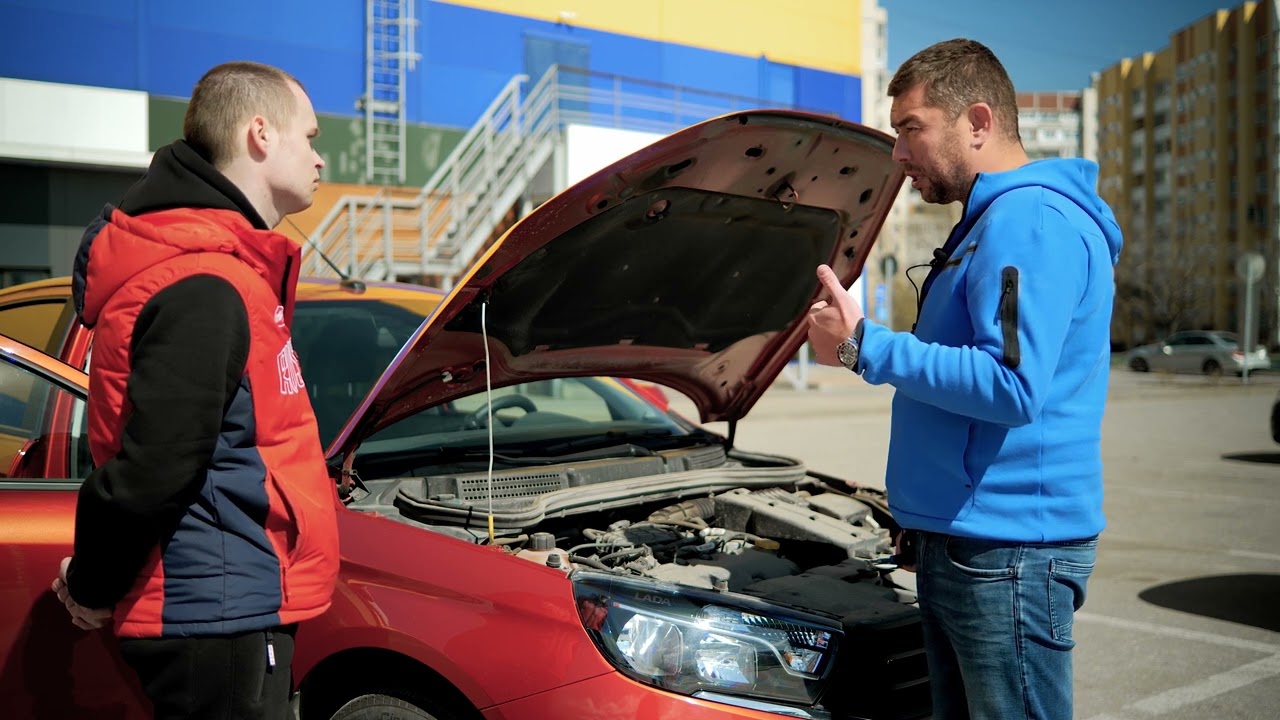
[53,557,113,631]
[806,264,865,366]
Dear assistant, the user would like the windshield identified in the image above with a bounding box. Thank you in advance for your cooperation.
[1210,331,1239,347]
[293,299,429,446]
[352,377,697,480]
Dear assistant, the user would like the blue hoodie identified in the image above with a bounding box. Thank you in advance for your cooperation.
[858,158,1123,542]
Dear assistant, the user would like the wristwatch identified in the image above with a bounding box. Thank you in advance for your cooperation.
[836,319,865,372]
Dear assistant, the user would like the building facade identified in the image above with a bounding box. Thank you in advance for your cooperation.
[1019,91,1091,160]
[1096,1,1276,348]
[0,0,873,286]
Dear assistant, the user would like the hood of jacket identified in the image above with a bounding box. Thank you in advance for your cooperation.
[73,140,300,328]
[964,158,1123,266]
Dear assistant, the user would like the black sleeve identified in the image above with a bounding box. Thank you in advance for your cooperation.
[66,274,250,609]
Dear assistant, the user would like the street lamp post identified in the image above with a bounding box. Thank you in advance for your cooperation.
[1238,252,1265,384]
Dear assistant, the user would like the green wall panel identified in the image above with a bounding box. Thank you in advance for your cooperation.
[148,98,464,187]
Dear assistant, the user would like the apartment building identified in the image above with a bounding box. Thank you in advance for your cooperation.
[1019,91,1094,160]
[1096,1,1276,347]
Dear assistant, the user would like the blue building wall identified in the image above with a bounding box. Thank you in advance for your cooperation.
[0,0,860,129]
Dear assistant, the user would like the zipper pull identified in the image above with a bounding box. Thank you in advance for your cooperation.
[266,630,276,672]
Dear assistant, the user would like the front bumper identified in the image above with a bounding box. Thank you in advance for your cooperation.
[482,670,834,720]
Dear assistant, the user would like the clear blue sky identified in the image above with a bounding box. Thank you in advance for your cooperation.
[883,0,1239,91]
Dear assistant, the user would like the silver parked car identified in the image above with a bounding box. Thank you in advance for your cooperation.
[1126,330,1271,376]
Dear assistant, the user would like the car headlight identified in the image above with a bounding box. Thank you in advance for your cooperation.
[573,571,841,708]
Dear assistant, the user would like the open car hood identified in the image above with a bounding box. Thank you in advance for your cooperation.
[330,110,903,460]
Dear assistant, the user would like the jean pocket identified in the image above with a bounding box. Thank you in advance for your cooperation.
[1048,558,1094,646]
[943,536,1018,580]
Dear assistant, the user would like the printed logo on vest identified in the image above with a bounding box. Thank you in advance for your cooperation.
[277,339,305,395]
[274,305,287,329]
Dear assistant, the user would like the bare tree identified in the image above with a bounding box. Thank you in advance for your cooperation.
[1116,229,1211,343]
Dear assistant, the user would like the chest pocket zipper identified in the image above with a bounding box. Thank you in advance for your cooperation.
[998,266,1021,369]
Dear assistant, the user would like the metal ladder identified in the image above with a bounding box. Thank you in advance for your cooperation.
[360,0,420,185]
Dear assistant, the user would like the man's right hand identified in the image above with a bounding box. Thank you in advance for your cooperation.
[894,532,918,573]
[53,557,113,631]
[807,265,866,366]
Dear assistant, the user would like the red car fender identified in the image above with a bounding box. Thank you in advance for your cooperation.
[293,509,616,710]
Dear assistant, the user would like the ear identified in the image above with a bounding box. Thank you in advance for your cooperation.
[965,103,995,147]
[246,115,270,160]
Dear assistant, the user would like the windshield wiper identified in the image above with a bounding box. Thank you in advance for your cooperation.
[408,441,657,468]
[543,427,722,456]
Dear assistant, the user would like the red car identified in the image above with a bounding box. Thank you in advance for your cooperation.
[0,110,928,720]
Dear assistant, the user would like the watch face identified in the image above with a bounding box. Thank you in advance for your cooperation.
[837,341,856,367]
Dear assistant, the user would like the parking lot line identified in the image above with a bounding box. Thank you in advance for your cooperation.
[1127,654,1280,715]
[1078,613,1280,719]
[1227,549,1280,563]
[1076,612,1280,654]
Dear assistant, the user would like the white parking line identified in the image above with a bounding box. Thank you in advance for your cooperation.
[1076,612,1280,654]
[1128,654,1280,715]
[1078,614,1280,719]
[1104,484,1280,507]
[1227,549,1280,563]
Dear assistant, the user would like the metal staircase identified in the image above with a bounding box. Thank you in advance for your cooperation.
[305,67,562,288]
[305,66,803,289]
[360,0,420,185]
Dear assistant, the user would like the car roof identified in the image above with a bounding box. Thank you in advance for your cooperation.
[0,276,445,304]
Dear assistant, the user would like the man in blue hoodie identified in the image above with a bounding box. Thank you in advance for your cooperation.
[808,39,1123,720]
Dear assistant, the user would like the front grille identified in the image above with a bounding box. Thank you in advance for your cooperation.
[741,573,932,720]
[821,616,931,720]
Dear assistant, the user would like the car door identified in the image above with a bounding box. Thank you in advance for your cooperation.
[1167,333,1216,373]
[0,335,147,718]
[1157,333,1194,373]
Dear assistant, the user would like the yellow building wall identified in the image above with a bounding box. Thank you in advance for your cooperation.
[439,0,862,76]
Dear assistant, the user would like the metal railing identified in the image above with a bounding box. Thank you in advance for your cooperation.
[303,65,816,287]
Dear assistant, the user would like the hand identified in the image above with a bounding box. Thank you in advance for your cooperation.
[893,532,917,574]
[806,264,865,366]
[52,557,113,631]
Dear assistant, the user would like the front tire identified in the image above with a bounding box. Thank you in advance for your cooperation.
[1202,359,1222,377]
[331,693,463,720]
[1129,357,1149,372]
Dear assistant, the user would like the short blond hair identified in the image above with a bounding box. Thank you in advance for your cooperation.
[183,61,304,168]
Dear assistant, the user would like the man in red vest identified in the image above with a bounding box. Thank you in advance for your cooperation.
[51,61,339,720]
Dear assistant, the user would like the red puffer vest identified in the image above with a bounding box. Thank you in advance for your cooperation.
[75,205,339,638]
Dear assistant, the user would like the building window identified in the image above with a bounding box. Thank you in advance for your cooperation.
[0,268,51,289]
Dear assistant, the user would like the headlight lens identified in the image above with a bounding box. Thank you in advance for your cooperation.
[573,572,841,707]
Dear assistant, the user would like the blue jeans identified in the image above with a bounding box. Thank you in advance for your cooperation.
[914,532,1097,720]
